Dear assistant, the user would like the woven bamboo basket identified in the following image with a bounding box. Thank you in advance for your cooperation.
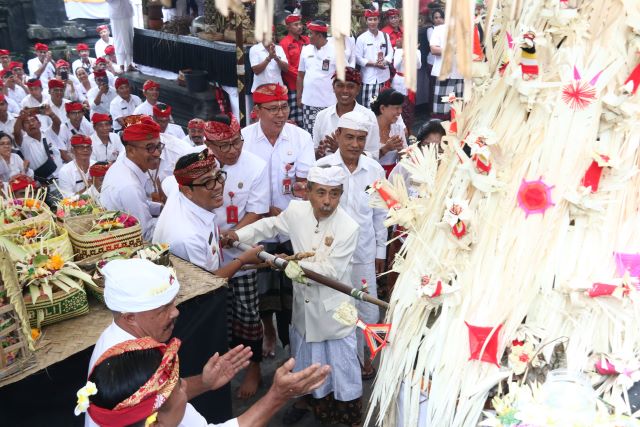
[0,196,52,232]
[63,214,143,261]
[0,249,35,380]
[23,286,89,329]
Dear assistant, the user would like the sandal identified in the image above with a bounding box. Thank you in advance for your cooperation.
[361,366,376,381]
[282,404,309,425]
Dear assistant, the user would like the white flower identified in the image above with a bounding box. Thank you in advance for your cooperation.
[508,341,540,375]
[74,381,98,416]
[442,198,470,227]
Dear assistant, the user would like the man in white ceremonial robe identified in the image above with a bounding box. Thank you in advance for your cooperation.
[85,258,254,427]
[224,165,363,427]
[315,111,386,380]
[100,116,163,241]
[106,0,135,72]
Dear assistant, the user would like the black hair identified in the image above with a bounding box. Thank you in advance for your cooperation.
[370,89,405,116]
[432,9,444,21]
[210,113,231,125]
[0,131,13,144]
[88,348,163,411]
[416,119,446,142]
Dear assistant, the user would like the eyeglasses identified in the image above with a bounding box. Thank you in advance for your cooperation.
[260,104,290,114]
[208,136,243,153]
[190,171,227,190]
[131,142,165,153]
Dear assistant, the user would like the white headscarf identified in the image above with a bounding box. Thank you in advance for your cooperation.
[307,165,347,187]
[337,111,371,133]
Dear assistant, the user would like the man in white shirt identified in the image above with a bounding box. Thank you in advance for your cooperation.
[297,20,339,135]
[153,102,186,140]
[109,77,141,132]
[204,114,270,399]
[133,79,160,116]
[0,49,10,71]
[89,58,116,87]
[0,94,16,138]
[106,0,135,72]
[20,78,51,129]
[355,8,394,108]
[87,70,117,116]
[224,164,363,427]
[72,43,95,75]
[312,67,379,160]
[241,83,315,358]
[430,22,464,119]
[183,118,205,146]
[57,134,92,196]
[94,25,114,59]
[46,79,69,133]
[57,101,93,161]
[249,41,288,93]
[89,112,124,163]
[101,116,163,241]
[13,107,62,185]
[2,69,27,105]
[315,111,386,380]
[27,43,55,86]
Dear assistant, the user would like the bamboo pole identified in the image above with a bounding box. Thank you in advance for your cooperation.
[233,241,390,309]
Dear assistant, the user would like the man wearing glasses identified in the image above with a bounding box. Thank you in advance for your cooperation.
[202,113,270,399]
[241,83,315,362]
[101,115,164,241]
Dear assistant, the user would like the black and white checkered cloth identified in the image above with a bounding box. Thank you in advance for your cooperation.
[302,104,325,135]
[433,78,464,115]
[227,271,263,362]
[288,90,303,127]
[359,82,384,109]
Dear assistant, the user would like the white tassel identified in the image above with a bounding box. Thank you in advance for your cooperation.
[214,0,244,17]
[254,0,274,43]
[331,0,351,81]
[401,0,418,91]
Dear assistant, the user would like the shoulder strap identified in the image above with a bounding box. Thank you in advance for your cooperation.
[41,137,52,157]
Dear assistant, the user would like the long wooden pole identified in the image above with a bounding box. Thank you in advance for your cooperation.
[233,241,390,309]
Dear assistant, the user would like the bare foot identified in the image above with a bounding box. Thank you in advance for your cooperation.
[236,361,261,399]
[262,316,276,358]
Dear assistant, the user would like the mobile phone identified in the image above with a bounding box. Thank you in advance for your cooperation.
[38,105,46,114]
[97,77,108,86]
[60,70,68,81]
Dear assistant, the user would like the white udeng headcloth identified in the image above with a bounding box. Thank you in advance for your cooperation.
[307,165,347,187]
[337,111,371,133]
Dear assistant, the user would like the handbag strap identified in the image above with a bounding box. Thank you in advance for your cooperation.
[41,137,52,158]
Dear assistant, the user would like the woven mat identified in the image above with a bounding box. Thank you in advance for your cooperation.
[0,255,226,388]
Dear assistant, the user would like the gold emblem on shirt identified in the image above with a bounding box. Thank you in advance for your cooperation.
[324,236,334,247]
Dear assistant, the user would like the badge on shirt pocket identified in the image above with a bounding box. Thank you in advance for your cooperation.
[282,177,292,195]
[322,59,330,71]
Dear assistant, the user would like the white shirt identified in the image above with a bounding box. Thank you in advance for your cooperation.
[315,152,387,263]
[153,192,221,272]
[27,57,56,85]
[57,119,94,152]
[430,24,463,79]
[20,127,63,175]
[6,97,19,115]
[90,132,124,163]
[182,134,200,147]
[133,99,155,116]
[312,103,380,159]
[106,0,133,19]
[87,85,117,116]
[94,38,114,59]
[20,94,52,129]
[241,122,315,211]
[110,94,142,131]
[101,156,162,241]
[378,115,407,166]
[88,70,116,88]
[213,151,270,275]
[48,99,70,127]
[391,48,422,95]
[57,160,90,196]
[0,153,33,181]
[355,30,394,84]
[86,322,237,427]
[298,40,340,108]
[165,123,186,140]
[72,58,96,75]
[249,43,288,92]
[6,85,27,104]
[0,113,16,139]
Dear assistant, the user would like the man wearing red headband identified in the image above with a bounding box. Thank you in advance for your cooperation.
[87,69,117,117]
[106,0,135,72]
[152,102,186,140]
[312,67,380,159]
[9,61,27,86]
[297,20,349,134]
[27,43,55,86]
[95,25,113,59]
[279,14,309,127]
[58,102,93,160]
[90,113,124,163]
[2,68,27,105]
[57,134,93,196]
[195,114,270,400]
[72,43,96,75]
[242,82,315,362]
[109,77,141,132]
[20,78,51,130]
[0,49,11,70]
[87,161,110,197]
[381,8,403,48]
[89,57,116,87]
[184,118,205,146]
[53,59,83,102]
[101,115,164,241]
[355,8,394,108]
[47,79,72,149]
[133,79,161,116]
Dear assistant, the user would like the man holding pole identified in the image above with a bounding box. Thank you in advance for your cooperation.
[222,165,363,426]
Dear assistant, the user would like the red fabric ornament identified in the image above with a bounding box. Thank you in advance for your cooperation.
[285,14,301,24]
[152,103,172,118]
[76,43,89,51]
[34,43,48,52]
[306,22,329,33]
[517,178,555,217]
[47,79,65,89]
[89,163,111,177]
[104,45,115,55]
[25,79,42,88]
[65,102,83,113]
[624,63,640,95]
[581,160,604,192]
[385,8,400,17]
[143,80,160,91]
[94,58,107,66]
[364,9,380,17]
[122,116,161,142]
[372,179,400,209]
[187,118,205,130]
[204,115,241,141]
[451,221,467,239]
[55,59,70,69]
[588,283,619,298]
[465,322,502,366]
[70,135,92,146]
[0,49,10,56]
[253,83,288,104]
[174,149,218,185]
[96,25,109,33]
[91,113,111,124]
[115,77,129,89]
[10,175,36,192]
[9,61,23,71]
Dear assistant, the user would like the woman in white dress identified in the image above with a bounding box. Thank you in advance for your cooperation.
[372,88,407,176]
[0,131,32,184]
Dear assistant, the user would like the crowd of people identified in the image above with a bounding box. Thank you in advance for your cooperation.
[0,5,459,427]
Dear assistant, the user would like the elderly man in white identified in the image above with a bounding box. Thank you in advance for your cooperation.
[315,111,386,381]
[223,165,363,427]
